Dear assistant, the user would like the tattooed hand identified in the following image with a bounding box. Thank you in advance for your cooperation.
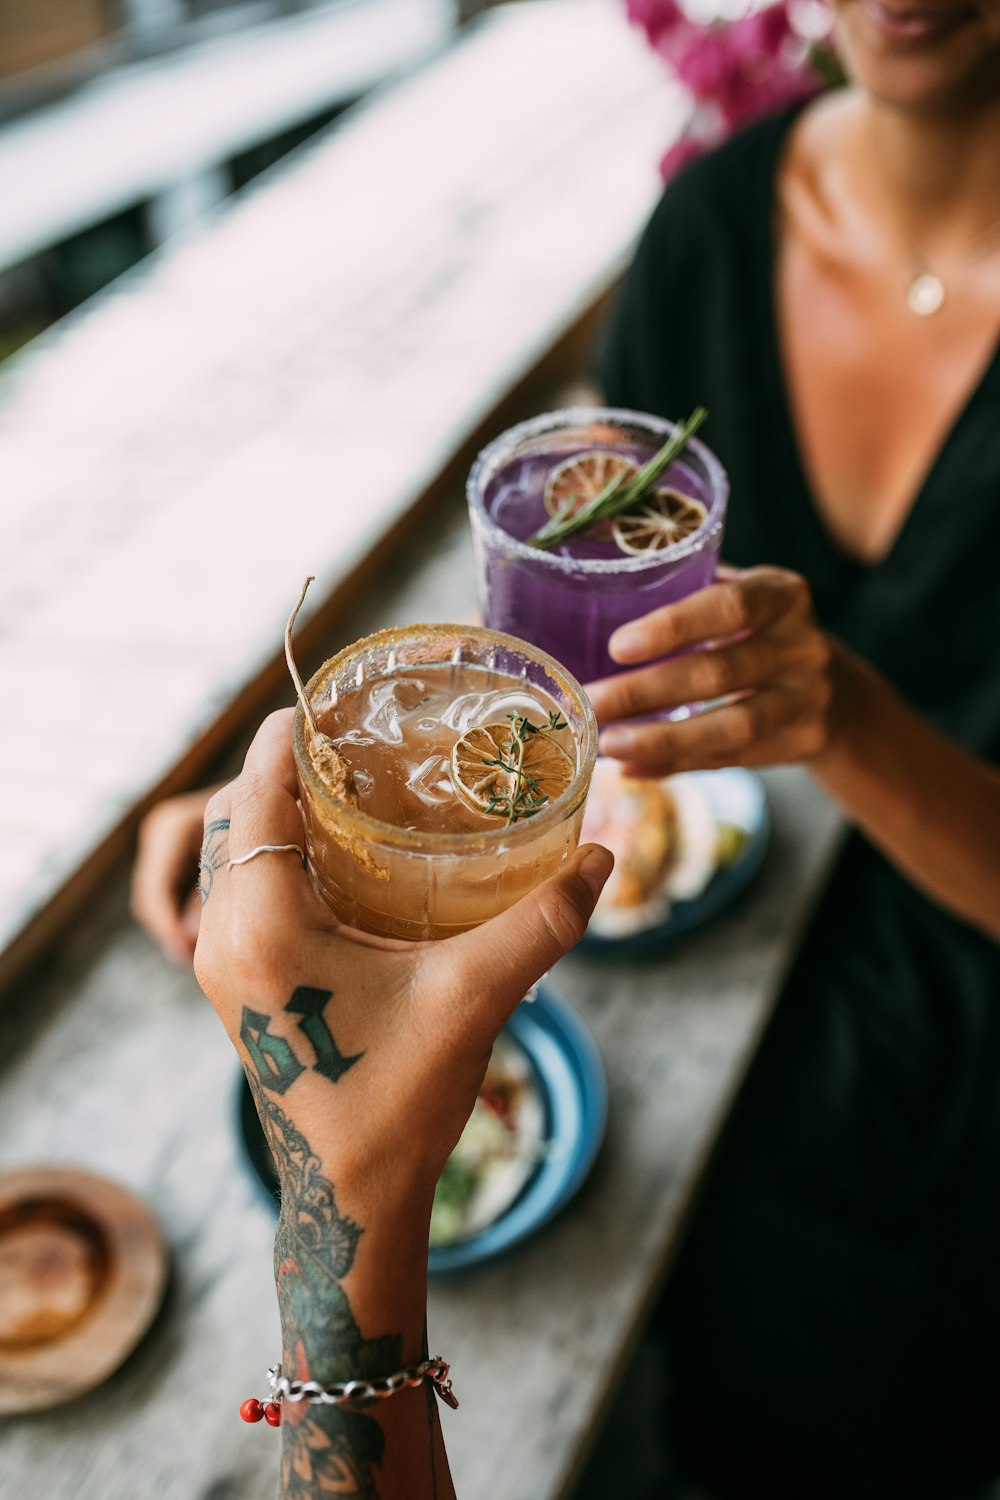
[195,708,611,1197]
[193,710,612,1499]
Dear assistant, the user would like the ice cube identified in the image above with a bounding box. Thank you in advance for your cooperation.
[489,479,538,536]
[351,767,375,798]
[439,688,556,732]
[439,691,493,731]
[334,728,376,748]
[362,678,427,744]
[405,754,454,808]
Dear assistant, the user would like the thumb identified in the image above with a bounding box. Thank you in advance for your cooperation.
[427,844,613,1034]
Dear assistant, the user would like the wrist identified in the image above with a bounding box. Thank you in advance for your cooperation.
[809,636,873,773]
[275,1164,433,1366]
[270,1177,447,1498]
[276,1131,439,1231]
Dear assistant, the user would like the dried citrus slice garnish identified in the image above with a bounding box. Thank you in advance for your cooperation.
[450,718,575,822]
[544,450,639,522]
[611,488,708,555]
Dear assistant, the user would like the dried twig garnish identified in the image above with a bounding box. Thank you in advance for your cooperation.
[285,577,358,805]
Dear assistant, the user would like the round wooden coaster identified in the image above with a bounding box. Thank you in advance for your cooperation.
[0,1165,168,1414]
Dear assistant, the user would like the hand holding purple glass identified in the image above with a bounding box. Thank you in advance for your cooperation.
[467,407,729,688]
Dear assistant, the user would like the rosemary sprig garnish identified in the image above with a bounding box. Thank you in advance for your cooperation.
[480,710,568,825]
[526,406,708,551]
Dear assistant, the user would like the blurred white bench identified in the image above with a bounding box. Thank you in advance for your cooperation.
[0,0,684,988]
[0,0,457,265]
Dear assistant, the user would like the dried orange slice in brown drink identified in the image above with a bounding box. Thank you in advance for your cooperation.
[612,488,708,555]
[450,720,574,821]
[544,450,639,528]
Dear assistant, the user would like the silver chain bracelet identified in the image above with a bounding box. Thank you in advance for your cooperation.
[271,1357,458,1409]
[240,1358,458,1426]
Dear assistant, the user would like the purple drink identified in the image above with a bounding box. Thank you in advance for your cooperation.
[467,408,729,685]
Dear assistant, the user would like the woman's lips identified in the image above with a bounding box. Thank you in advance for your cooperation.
[859,0,976,41]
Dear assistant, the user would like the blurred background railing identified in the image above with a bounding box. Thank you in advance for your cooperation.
[0,0,461,360]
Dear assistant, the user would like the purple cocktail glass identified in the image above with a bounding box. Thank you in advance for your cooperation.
[467,408,729,687]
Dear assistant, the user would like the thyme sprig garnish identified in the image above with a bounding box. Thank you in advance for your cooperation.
[526,406,708,551]
[481,710,568,826]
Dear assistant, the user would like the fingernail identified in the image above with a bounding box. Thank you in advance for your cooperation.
[599,728,634,757]
[609,626,647,661]
[577,845,614,899]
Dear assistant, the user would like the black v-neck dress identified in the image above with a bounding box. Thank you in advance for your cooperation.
[598,106,1000,1499]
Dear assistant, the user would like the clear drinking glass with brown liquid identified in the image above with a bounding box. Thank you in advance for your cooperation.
[293,624,599,941]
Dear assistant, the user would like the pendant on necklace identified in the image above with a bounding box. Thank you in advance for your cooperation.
[907,272,945,316]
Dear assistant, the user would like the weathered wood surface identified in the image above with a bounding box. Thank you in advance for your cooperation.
[0,501,845,1499]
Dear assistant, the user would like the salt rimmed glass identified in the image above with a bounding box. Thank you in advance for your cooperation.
[467,407,729,686]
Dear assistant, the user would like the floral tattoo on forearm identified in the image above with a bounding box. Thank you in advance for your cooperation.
[247,1074,401,1497]
[243,987,404,1499]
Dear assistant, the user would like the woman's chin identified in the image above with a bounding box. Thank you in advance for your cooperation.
[833,0,1000,110]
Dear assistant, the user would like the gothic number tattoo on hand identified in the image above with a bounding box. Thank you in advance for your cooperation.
[241,987,363,1096]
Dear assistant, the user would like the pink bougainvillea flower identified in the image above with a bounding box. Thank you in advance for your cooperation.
[626,0,840,178]
[625,0,687,49]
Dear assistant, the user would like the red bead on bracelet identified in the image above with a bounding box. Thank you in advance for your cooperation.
[239,1399,264,1424]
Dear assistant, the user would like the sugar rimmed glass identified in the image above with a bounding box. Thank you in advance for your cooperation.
[293,623,599,941]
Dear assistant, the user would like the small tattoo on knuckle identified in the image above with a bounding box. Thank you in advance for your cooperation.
[198,818,230,905]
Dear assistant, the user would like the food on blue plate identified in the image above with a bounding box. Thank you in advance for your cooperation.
[714,819,749,869]
[430,1034,546,1248]
[581,760,738,937]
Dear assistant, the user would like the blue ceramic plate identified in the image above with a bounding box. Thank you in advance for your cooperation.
[236,988,607,1276]
[428,987,607,1275]
[580,768,770,957]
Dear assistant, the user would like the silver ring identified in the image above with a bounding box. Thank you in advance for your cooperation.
[227,842,305,870]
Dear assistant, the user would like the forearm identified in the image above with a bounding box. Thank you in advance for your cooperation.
[255,1085,454,1499]
[275,1211,451,1499]
[811,642,1000,940]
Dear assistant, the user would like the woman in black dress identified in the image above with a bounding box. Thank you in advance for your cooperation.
[588,2,1000,1494]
